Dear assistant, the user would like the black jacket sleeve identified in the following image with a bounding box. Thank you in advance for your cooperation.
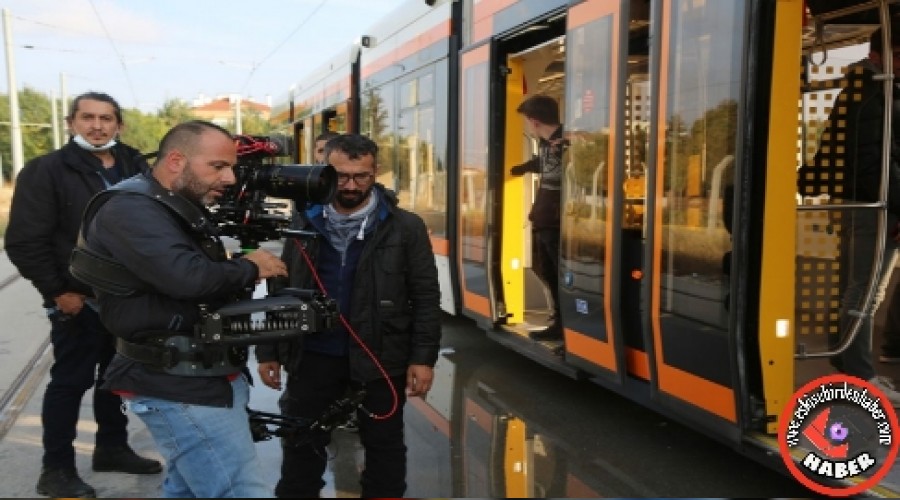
[5,155,70,301]
[402,212,443,367]
[94,195,259,299]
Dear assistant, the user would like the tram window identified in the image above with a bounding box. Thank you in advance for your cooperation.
[563,16,613,263]
[658,0,743,328]
[361,84,396,188]
[401,79,416,108]
[419,73,434,103]
[395,69,439,220]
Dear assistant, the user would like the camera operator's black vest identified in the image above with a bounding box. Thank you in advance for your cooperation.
[70,175,246,377]
[71,175,225,295]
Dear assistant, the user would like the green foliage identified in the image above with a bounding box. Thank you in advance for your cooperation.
[237,109,271,136]
[120,108,170,154]
[0,87,58,181]
[157,99,197,128]
[0,92,274,182]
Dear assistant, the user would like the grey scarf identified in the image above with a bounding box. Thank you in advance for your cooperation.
[323,191,379,255]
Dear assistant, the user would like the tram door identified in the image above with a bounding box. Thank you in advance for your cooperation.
[498,0,746,435]
[501,37,567,333]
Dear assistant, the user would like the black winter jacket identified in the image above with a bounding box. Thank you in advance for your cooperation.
[5,139,148,307]
[804,59,900,214]
[86,173,261,406]
[255,185,442,382]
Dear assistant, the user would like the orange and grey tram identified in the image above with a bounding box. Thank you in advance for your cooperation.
[269,0,900,494]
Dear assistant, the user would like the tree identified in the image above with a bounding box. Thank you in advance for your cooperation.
[237,108,272,136]
[157,99,197,128]
[0,87,54,182]
[120,108,169,155]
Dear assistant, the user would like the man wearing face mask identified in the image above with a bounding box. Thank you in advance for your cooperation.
[5,91,159,498]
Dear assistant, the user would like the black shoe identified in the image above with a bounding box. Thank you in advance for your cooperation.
[529,324,563,341]
[92,445,162,474]
[36,467,96,498]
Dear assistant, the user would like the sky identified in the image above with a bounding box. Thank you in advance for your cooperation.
[1,0,401,113]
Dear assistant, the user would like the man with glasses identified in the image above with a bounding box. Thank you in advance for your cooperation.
[256,133,441,498]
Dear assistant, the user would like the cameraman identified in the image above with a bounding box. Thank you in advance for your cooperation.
[74,120,287,498]
[256,133,441,498]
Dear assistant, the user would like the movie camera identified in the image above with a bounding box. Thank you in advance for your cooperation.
[193,135,340,345]
[193,135,341,346]
[211,134,338,249]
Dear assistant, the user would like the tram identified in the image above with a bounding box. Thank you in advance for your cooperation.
[269,0,900,494]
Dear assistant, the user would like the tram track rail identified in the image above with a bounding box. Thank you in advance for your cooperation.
[0,254,53,442]
[0,336,51,442]
[0,269,21,291]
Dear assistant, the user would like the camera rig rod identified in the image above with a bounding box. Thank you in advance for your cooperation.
[248,389,366,445]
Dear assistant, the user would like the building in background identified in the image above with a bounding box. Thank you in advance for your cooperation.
[190,94,271,128]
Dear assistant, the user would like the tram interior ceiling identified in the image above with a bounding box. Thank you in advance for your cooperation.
[803,0,900,52]
[806,0,900,24]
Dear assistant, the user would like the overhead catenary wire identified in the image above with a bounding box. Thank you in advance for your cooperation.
[9,0,375,112]
[87,0,139,107]
[239,0,330,94]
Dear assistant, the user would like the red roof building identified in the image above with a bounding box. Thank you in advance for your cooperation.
[190,95,271,127]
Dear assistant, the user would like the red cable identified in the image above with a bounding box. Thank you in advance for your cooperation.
[292,238,399,420]
[235,135,281,157]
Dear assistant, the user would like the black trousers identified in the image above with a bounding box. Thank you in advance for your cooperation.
[276,351,408,498]
[43,306,128,469]
[533,227,561,318]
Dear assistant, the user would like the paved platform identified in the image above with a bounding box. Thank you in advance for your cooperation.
[0,345,356,497]
[0,246,360,497]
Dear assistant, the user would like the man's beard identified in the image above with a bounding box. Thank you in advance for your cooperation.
[335,186,373,210]
[172,163,214,206]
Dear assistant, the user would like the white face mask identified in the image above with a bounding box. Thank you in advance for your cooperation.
[73,134,117,152]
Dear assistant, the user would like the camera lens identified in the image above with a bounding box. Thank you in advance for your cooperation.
[254,164,337,205]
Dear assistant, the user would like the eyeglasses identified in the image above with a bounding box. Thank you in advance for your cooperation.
[336,172,374,185]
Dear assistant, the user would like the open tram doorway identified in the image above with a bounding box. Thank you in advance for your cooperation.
[498,25,567,337]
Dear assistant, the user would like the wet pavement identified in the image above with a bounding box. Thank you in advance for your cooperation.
[0,245,827,497]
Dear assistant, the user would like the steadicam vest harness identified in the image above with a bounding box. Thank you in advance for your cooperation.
[71,175,225,294]
[69,175,246,376]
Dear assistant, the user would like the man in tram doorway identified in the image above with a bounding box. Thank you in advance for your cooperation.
[510,94,567,341]
[816,26,900,406]
[4,92,161,498]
